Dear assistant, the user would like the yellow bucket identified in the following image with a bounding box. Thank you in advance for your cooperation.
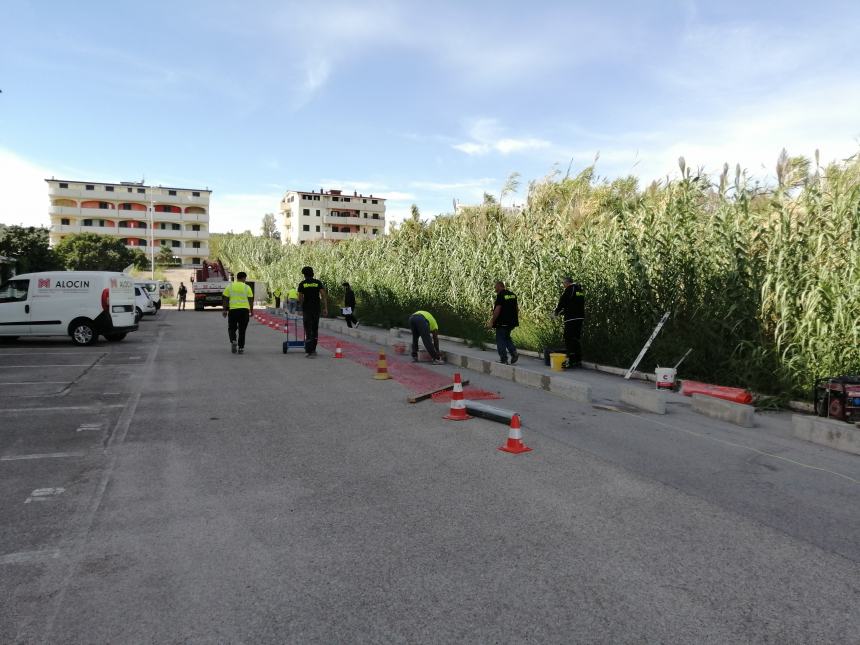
[549,352,566,371]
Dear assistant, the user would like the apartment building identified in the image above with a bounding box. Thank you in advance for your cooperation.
[45,179,211,267]
[279,188,385,244]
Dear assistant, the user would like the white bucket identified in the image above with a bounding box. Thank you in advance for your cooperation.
[655,367,676,390]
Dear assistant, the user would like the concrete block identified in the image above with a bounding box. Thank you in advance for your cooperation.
[489,361,514,379]
[620,386,667,414]
[692,394,754,427]
[792,415,860,456]
[549,376,592,403]
[513,368,550,391]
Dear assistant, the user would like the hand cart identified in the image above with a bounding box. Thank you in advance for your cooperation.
[281,313,306,353]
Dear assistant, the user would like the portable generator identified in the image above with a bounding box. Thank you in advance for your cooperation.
[813,375,860,423]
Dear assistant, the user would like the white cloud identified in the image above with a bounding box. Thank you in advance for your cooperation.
[209,193,282,234]
[453,118,551,157]
[410,178,496,192]
[376,191,415,202]
[0,149,53,228]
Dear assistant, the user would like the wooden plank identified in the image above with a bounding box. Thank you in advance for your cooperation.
[408,379,470,404]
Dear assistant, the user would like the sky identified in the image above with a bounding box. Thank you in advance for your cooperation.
[1,0,859,233]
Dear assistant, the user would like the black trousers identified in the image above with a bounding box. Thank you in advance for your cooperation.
[275,296,281,308]
[345,311,358,328]
[178,296,186,310]
[564,318,583,363]
[303,309,320,353]
[227,309,250,348]
[410,314,438,360]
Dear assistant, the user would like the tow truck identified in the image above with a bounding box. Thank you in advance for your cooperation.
[192,260,230,311]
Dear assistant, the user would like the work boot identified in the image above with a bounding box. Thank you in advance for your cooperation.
[496,358,509,365]
[510,351,519,364]
[231,341,237,354]
[238,348,244,354]
[431,358,445,365]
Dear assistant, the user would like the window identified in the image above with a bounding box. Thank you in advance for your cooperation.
[192,241,201,249]
[0,280,39,305]
[121,204,131,210]
[316,210,320,216]
[343,197,350,202]
[172,224,180,230]
[85,185,94,190]
[118,221,128,228]
[137,188,145,194]
[372,214,379,219]
[192,224,200,231]
[332,196,339,202]
[97,220,106,227]
[303,209,310,216]
[172,241,181,248]
[363,213,367,218]
[159,223,166,230]
[60,218,70,225]
[302,225,310,232]
[315,225,320,232]
[192,191,200,197]
[127,187,133,193]
[168,190,177,196]
[313,195,320,201]
[83,219,93,226]
[139,239,147,246]
[99,202,109,209]
[373,229,378,235]
[106,186,114,192]
[59,182,68,189]
[371,199,378,204]
[192,257,201,264]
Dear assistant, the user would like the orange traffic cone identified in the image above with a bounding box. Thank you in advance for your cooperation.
[282,321,289,334]
[334,342,343,359]
[374,350,391,380]
[498,414,531,454]
[444,373,472,421]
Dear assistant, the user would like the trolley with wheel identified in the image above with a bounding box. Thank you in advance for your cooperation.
[281,313,305,353]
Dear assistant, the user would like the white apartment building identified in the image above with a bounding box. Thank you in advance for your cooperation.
[279,188,385,244]
[46,179,211,267]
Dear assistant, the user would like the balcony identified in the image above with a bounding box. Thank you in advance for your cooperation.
[51,206,208,223]
[321,231,374,241]
[51,185,210,206]
[54,224,120,236]
[323,215,364,226]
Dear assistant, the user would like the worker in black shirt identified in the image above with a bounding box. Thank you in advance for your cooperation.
[489,281,519,364]
[297,266,327,358]
[554,277,585,368]
[341,282,359,328]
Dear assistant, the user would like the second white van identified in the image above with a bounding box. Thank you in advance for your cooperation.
[0,271,139,345]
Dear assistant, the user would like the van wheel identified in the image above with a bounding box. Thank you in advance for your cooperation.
[104,333,127,342]
[155,301,161,311]
[135,307,143,323]
[69,318,98,346]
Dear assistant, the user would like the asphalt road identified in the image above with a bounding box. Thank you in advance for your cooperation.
[1,308,858,644]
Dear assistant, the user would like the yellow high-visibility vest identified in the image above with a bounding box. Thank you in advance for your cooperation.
[413,310,438,331]
[287,288,298,299]
[223,281,253,309]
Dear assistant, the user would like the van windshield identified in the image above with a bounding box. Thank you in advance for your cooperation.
[144,284,157,293]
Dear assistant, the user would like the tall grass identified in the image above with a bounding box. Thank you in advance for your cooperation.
[214,152,860,398]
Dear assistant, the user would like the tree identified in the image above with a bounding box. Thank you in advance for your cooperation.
[0,225,60,274]
[157,245,177,266]
[261,213,279,239]
[54,233,139,272]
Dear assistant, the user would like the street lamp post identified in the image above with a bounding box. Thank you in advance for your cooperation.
[149,186,155,280]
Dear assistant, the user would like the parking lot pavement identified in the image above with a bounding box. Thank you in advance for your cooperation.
[2,309,860,643]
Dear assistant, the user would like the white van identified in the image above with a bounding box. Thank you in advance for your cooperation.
[134,285,157,321]
[135,280,162,310]
[0,271,138,345]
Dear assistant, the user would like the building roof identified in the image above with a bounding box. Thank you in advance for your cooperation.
[285,189,386,201]
[45,179,212,193]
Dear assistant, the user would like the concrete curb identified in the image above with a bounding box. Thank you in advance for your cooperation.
[792,415,860,456]
[620,386,667,414]
[692,394,755,427]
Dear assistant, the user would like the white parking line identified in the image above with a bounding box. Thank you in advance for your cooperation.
[0,381,71,385]
[2,452,85,461]
[24,487,65,503]
[1,404,124,413]
[0,365,93,369]
[0,549,61,565]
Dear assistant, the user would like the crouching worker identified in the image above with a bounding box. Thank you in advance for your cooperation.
[409,310,444,365]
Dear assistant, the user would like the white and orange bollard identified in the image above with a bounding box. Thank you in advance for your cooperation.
[498,414,531,453]
[334,342,343,359]
[443,373,472,421]
[374,350,391,380]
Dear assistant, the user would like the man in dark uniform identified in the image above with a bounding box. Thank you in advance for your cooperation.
[297,266,327,358]
[489,281,519,364]
[554,277,585,368]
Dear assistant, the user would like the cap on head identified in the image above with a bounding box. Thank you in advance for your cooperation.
[237,271,247,280]
[562,276,573,285]
[301,266,314,278]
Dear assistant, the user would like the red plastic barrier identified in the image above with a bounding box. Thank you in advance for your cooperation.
[680,380,753,405]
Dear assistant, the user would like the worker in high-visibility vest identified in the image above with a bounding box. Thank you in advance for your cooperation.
[409,310,444,364]
[222,271,254,354]
[287,287,299,314]
[273,287,282,310]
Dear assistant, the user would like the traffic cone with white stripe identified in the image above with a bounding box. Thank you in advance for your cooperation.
[498,414,531,453]
[374,350,391,380]
[334,342,343,359]
[282,320,289,334]
[443,372,472,421]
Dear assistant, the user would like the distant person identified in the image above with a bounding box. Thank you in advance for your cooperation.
[342,282,359,328]
[489,281,519,364]
[287,287,299,314]
[554,277,585,368]
[222,271,254,355]
[298,266,327,357]
[273,287,282,310]
[409,310,444,364]
[177,282,187,311]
